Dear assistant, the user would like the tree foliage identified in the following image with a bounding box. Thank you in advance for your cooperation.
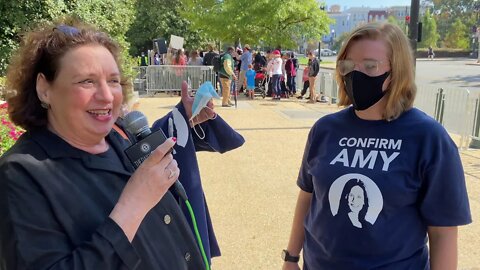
[68,0,136,76]
[418,9,440,48]
[387,15,407,34]
[421,0,476,47]
[0,0,67,75]
[180,0,331,49]
[444,18,470,49]
[0,0,136,76]
[126,0,208,56]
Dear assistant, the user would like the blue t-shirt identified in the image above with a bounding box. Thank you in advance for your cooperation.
[246,69,256,89]
[240,51,252,71]
[297,107,471,270]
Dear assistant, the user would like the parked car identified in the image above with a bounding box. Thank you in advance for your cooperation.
[320,49,335,56]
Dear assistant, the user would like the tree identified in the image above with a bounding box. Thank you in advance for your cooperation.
[387,15,407,34]
[418,9,439,48]
[68,0,136,75]
[0,0,68,75]
[422,0,476,45]
[0,0,136,77]
[180,0,331,49]
[126,0,208,56]
[444,18,469,49]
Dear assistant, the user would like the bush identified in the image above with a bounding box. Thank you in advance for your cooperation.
[416,48,471,58]
[0,102,24,156]
[0,77,5,100]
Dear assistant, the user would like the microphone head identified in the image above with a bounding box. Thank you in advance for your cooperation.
[123,111,151,139]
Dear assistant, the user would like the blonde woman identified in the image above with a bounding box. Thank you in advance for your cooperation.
[283,22,471,270]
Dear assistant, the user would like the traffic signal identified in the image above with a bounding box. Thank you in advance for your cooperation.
[405,15,411,24]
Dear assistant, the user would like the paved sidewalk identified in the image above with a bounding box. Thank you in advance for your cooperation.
[138,94,479,270]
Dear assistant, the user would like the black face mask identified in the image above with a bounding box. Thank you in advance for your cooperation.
[344,70,390,111]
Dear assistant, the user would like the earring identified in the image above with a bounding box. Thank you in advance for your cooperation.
[40,101,51,109]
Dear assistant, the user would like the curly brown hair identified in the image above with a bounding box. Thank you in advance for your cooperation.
[6,17,130,131]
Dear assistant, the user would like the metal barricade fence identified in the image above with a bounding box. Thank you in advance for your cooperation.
[145,65,215,95]
[296,69,339,103]
[132,66,147,92]
[468,93,480,148]
[294,69,477,149]
[414,85,473,149]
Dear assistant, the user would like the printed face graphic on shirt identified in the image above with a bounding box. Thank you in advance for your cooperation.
[329,174,383,228]
[348,185,365,213]
[326,136,401,228]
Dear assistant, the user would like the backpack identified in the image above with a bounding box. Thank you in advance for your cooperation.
[212,53,225,72]
[292,58,299,70]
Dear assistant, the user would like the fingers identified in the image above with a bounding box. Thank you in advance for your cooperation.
[164,159,179,180]
[181,80,190,100]
[206,99,214,110]
[141,137,176,166]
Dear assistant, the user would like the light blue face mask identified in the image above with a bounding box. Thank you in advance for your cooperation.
[190,81,220,120]
[189,81,220,139]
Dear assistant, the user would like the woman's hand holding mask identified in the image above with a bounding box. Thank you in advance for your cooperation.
[181,81,217,127]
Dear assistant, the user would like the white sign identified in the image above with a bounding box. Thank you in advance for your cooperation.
[169,35,184,50]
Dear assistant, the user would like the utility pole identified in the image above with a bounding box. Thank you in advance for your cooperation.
[475,0,480,63]
[409,0,420,67]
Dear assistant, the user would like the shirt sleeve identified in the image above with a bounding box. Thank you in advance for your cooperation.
[223,58,233,75]
[0,160,141,270]
[418,129,472,226]
[297,126,316,193]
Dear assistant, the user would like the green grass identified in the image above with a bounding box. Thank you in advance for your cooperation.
[297,56,334,66]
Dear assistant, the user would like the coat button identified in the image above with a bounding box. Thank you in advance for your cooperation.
[164,214,171,225]
[184,252,191,262]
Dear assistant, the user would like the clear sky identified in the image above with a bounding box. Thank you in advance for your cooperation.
[324,0,411,9]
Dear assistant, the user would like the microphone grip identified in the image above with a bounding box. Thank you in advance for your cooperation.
[124,129,187,201]
[173,180,188,201]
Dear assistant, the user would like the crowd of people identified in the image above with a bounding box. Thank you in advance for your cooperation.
[0,16,472,270]
[138,43,326,104]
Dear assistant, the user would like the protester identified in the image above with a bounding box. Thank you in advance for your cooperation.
[428,46,435,60]
[218,47,237,107]
[246,64,256,99]
[284,53,296,96]
[138,51,148,66]
[188,49,203,66]
[154,52,161,65]
[172,48,187,93]
[296,62,310,99]
[238,44,252,93]
[306,51,319,103]
[0,19,207,269]
[267,50,283,100]
[290,52,299,95]
[203,44,218,66]
[283,22,471,270]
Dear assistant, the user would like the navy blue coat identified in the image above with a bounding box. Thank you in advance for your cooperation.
[152,103,245,263]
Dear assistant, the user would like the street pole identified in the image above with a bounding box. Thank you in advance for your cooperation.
[476,1,480,62]
[478,34,480,63]
[318,41,322,62]
[475,1,480,63]
[409,0,420,68]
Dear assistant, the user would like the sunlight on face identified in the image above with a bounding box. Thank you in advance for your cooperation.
[348,185,365,213]
[345,39,390,78]
[45,45,123,145]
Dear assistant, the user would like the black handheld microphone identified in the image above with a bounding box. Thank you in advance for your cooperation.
[123,111,188,201]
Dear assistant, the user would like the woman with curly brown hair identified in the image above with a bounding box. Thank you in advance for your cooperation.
[0,19,205,270]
